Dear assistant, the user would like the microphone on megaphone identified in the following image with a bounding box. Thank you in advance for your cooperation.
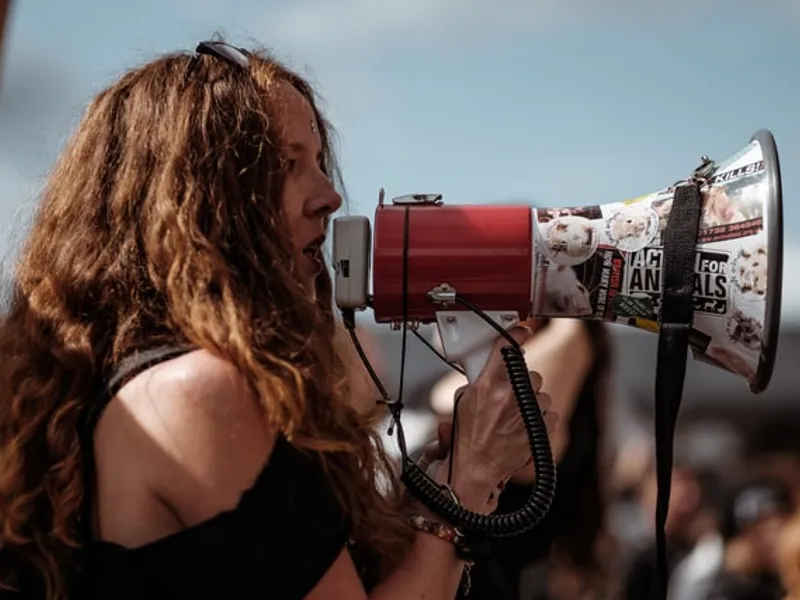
[332,130,784,585]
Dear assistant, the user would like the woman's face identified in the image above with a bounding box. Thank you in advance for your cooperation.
[277,81,342,293]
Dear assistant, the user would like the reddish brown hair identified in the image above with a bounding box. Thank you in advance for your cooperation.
[0,44,412,599]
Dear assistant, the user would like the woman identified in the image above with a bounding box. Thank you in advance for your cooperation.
[0,40,555,599]
[429,317,616,599]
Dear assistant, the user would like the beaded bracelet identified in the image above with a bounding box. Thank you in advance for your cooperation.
[408,515,474,595]
[408,515,465,545]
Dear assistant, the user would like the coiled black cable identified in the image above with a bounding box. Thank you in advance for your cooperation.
[398,340,557,538]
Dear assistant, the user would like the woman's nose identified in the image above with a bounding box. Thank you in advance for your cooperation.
[305,188,343,219]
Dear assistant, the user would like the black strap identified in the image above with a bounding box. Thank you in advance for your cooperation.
[105,345,195,398]
[649,182,703,600]
[78,344,195,541]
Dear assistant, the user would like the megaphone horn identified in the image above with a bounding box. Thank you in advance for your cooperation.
[333,129,783,394]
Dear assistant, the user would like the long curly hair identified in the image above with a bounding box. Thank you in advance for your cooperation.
[0,43,413,599]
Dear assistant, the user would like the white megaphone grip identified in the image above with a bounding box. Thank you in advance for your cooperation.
[435,311,521,382]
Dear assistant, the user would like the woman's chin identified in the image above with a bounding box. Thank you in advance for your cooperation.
[297,275,317,300]
[293,254,323,299]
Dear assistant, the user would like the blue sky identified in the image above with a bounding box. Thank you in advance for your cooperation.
[1,0,799,317]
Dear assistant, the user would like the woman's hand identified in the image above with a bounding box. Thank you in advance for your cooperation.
[431,327,559,511]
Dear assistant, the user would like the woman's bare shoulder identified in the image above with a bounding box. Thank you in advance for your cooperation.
[100,349,278,524]
[95,350,369,597]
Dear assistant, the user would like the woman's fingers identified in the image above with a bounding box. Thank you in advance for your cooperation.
[544,409,560,431]
[534,389,559,430]
[480,326,535,384]
[529,370,544,393]
[419,440,444,469]
[534,386,551,411]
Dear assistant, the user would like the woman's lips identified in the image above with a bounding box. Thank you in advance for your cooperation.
[302,247,323,275]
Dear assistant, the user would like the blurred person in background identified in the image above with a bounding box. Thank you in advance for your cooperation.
[608,437,659,552]
[743,453,800,506]
[429,318,618,600]
[623,462,723,600]
[705,476,793,600]
[0,39,557,600]
[776,505,800,600]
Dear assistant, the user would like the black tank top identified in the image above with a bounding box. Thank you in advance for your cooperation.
[74,346,368,599]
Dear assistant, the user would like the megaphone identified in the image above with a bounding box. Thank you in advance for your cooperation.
[331,131,783,590]
[333,129,783,394]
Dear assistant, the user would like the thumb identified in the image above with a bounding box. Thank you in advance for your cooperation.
[477,325,535,383]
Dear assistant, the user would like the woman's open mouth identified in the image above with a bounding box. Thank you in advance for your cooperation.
[301,236,325,275]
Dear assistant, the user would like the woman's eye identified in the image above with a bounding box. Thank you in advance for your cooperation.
[287,159,298,172]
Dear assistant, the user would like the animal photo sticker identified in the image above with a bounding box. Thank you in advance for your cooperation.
[540,263,594,317]
[651,193,673,237]
[649,160,767,246]
[700,175,767,243]
[704,185,748,228]
[604,204,659,253]
[731,243,767,298]
[539,216,600,266]
[536,248,624,319]
[726,309,763,351]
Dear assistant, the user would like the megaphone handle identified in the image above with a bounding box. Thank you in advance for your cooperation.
[435,310,521,382]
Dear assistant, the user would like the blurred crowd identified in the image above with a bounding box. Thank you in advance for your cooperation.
[353,319,800,600]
